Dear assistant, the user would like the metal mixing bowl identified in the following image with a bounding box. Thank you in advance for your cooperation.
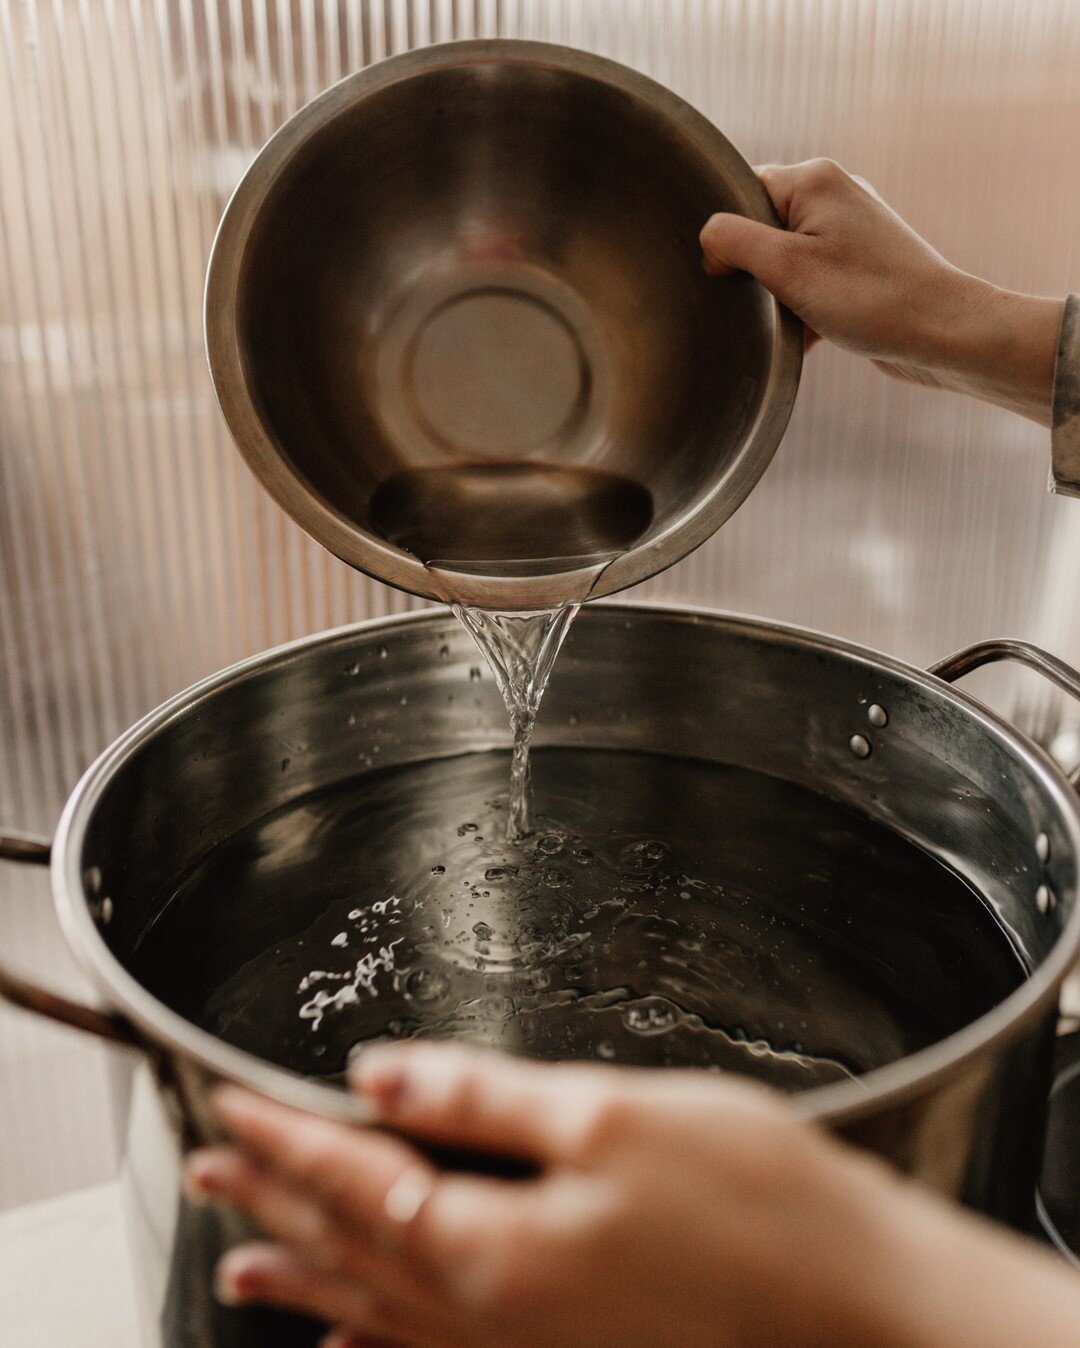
[205,40,802,608]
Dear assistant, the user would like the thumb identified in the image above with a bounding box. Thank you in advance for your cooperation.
[351,1042,585,1164]
[699,212,799,297]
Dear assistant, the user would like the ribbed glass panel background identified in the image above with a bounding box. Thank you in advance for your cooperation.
[2,0,1079,1207]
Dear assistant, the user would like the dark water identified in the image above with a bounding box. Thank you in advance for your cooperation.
[131,748,1026,1094]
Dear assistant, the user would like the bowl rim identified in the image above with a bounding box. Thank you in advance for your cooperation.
[204,39,803,607]
[52,601,1080,1128]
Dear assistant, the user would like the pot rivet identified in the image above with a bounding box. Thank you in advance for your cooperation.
[868,704,888,728]
[1036,832,1051,863]
[100,896,113,924]
[849,734,872,759]
[1036,884,1054,915]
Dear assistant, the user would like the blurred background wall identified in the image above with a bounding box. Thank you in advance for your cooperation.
[2,0,1079,1209]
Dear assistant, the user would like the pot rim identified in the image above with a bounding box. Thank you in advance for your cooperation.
[51,601,1080,1127]
[203,38,803,607]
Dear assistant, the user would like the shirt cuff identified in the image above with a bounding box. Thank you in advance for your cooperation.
[1051,293,1080,497]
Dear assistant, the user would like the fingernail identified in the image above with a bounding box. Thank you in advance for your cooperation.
[184,1150,222,1202]
[699,213,723,243]
[184,1159,214,1202]
[350,1047,410,1113]
[214,1262,244,1307]
[215,1249,266,1307]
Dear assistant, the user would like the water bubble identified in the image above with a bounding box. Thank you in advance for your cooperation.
[537,833,564,854]
[399,696,408,706]
[542,868,568,889]
[331,932,348,948]
[404,966,451,1004]
[431,864,446,875]
[529,968,551,989]
[345,661,361,676]
[469,666,482,682]
[624,998,677,1036]
[347,713,357,727]
[484,866,508,882]
[472,921,494,941]
[457,822,479,836]
[573,848,593,865]
[597,1040,616,1060]
[281,758,290,772]
[439,644,449,659]
[378,645,388,660]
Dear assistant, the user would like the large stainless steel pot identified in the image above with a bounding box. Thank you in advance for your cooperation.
[3,603,1080,1347]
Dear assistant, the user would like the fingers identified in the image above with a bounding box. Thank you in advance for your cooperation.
[217,1242,447,1348]
[187,1145,456,1324]
[202,1084,538,1302]
[756,157,856,220]
[701,159,867,311]
[352,1041,596,1164]
[699,213,799,293]
[212,1086,432,1236]
[189,1146,333,1249]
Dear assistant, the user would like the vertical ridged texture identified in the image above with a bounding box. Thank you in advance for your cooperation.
[2,0,1079,1208]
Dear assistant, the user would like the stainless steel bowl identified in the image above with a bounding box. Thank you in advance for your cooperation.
[205,40,802,608]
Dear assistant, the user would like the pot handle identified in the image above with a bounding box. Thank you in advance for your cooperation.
[929,638,1080,703]
[931,639,1080,787]
[0,831,140,1048]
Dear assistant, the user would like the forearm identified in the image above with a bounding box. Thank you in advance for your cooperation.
[847,1165,1080,1348]
[916,278,1064,426]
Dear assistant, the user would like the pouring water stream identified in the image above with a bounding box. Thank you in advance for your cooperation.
[369,457,655,838]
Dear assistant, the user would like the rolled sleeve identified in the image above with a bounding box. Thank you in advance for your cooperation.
[1051,293,1080,497]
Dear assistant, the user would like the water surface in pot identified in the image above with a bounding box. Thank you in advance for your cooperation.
[130,745,1026,1093]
